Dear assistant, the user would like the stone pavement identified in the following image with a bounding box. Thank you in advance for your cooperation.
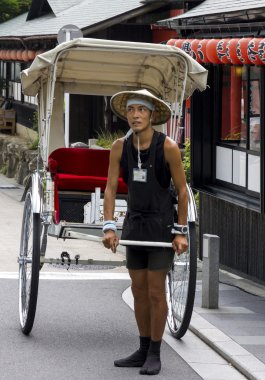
[122,264,265,380]
[1,173,265,379]
[191,265,265,380]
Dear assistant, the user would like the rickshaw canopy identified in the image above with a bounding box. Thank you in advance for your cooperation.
[20,38,208,161]
[21,38,207,99]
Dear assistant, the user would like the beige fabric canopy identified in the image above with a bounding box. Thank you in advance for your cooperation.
[21,37,207,101]
[20,38,208,160]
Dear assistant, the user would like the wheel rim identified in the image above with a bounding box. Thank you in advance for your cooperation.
[167,245,190,333]
[19,192,33,328]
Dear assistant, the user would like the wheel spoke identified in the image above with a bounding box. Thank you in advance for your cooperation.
[18,190,41,335]
[166,222,197,339]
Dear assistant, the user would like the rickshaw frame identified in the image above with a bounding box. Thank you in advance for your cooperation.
[18,37,207,336]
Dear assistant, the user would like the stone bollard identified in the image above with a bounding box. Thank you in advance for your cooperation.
[202,234,220,309]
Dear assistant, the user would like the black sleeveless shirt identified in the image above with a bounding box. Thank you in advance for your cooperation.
[120,131,171,188]
[120,131,174,244]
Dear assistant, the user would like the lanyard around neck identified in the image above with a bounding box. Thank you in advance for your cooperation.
[137,135,142,169]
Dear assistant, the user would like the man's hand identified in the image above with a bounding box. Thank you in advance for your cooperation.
[172,234,188,255]
[102,230,119,253]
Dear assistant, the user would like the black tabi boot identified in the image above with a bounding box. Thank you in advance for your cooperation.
[140,339,162,375]
[114,336,151,367]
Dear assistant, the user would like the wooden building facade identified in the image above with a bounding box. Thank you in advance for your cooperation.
[159,0,265,283]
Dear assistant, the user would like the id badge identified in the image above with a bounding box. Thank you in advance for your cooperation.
[133,168,147,182]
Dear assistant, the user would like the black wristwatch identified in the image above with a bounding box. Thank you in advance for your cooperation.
[171,224,188,235]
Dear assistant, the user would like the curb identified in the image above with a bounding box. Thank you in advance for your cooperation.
[189,310,265,380]
[123,284,265,380]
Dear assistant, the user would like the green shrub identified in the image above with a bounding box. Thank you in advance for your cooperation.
[183,138,191,183]
[183,138,199,211]
[96,129,124,149]
[24,110,39,150]
[0,164,7,175]
[29,137,39,150]
[32,110,38,132]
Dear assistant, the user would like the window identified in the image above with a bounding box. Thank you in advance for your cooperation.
[8,62,23,102]
[216,65,261,195]
[249,72,261,152]
[0,61,7,97]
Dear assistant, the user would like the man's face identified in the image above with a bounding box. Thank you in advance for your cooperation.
[126,104,152,133]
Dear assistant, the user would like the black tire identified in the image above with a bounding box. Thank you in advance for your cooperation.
[19,190,40,335]
[39,222,48,269]
[166,221,197,339]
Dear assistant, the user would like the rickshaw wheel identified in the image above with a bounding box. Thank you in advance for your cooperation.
[19,190,40,335]
[166,221,197,339]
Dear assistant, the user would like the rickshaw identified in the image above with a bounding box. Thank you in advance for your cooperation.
[19,38,207,337]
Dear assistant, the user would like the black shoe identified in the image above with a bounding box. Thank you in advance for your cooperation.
[139,355,161,375]
[114,350,148,368]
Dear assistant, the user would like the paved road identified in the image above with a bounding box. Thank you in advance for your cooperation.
[0,176,247,379]
[0,279,204,380]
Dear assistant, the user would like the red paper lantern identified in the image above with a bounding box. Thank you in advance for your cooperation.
[27,50,36,61]
[5,50,11,60]
[258,38,265,65]
[226,38,242,65]
[22,50,29,62]
[197,39,210,63]
[10,50,17,60]
[174,39,184,49]
[16,50,23,60]
[167,39,176,46]
[190,39,201,63]
[237,38,252,64]
[181,39,193,56]
[216,39,230,63]
[206,39,220,64]
[248,38,264,65]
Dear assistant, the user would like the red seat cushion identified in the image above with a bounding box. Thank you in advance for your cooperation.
[48,147,127,193]
[56,173,127,194]
[49,147,111,176]
[48,147,128,224]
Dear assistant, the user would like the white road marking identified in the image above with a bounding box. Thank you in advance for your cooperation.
[0,272,130,280]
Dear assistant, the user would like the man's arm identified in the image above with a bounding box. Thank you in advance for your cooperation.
[164,137,188,254]
[102,138,123,252]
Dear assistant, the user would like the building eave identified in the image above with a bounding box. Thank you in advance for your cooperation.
[81,2,169,36]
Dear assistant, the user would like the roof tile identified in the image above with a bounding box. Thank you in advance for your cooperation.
[0,0,144,37]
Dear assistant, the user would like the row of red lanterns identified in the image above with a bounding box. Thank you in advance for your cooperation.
[167,37,265,65]
[0,49,43,62]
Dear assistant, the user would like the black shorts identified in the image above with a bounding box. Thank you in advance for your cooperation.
[126,246,174,271]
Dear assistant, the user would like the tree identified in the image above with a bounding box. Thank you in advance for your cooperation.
[0,0,31,23]
[18,0,32,13]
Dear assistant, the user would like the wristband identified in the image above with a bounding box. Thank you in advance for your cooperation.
[103,220,117,233]
[103,220,116,225]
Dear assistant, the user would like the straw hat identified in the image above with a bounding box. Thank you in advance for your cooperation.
[110,89,172,126]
